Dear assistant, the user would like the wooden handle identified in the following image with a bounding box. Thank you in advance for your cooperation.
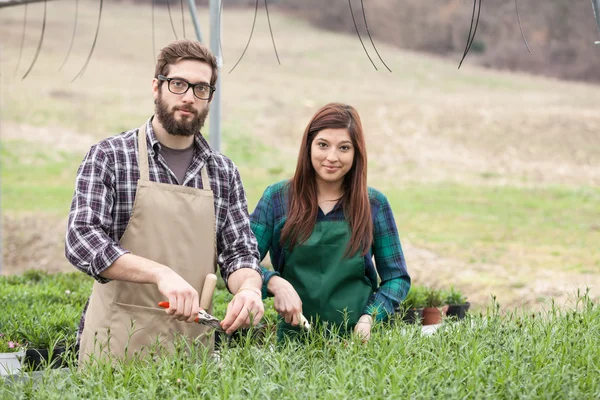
[299,313,311,331]
[199,273,218,310]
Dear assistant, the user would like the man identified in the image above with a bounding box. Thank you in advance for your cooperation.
[65,39,264,362]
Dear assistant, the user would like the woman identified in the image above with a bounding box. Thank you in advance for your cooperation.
[250,103,411,341]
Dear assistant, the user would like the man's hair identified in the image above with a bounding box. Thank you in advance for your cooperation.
[154,39,218,86]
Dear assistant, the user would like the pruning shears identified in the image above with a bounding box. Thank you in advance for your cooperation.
[157,273,225,332]
[158,302,225,332]
[157,274,311,333]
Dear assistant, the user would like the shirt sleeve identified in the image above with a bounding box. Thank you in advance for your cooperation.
[65,145,130,283]
[217,164,262,287]
[363,193,411,322]
[250,185,280,299]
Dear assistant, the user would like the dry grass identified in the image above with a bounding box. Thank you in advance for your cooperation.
[0,1,599,310]
[1,2,599,186]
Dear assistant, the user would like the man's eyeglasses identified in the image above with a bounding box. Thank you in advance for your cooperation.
[157,75,215,100]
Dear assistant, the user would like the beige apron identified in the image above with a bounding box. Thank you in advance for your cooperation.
[79,123,216,363]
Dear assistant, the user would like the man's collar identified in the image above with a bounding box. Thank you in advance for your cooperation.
[145,116,161,156]
[193,130,213,160]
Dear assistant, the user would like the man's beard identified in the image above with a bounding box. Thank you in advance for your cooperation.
[155,93,209,137]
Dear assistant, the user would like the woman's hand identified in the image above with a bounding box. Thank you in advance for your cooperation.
[354,314,373,342]
[268,276,303,326]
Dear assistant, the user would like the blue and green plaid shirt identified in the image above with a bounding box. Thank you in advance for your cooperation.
[250,180,411,322]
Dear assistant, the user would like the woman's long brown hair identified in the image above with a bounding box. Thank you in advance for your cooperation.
[280,103,373,257]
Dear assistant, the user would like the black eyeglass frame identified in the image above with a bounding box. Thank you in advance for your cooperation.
[157,74,216,100]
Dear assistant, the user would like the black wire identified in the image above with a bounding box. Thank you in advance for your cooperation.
[22,0,47,80]
[180,0,186,38]
[464,0,482,59]
[72,0,103,81]
[515,0,532,54]
[229,0,259,74]
[361,0,390,72]
[15,3,28,76]
[349,0,377,71]
[459,0,477,65]
[458,0,482,69]
[166,0,179,40]
[59,0,79,71]
[264,0,280,64]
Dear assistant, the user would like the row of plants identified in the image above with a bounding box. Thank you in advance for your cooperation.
[1,271,472,374]
[0,270,91,374]
[0,270,279,374]
[0,271,468,357]
[396,285,470,326]
[2,290,598,398]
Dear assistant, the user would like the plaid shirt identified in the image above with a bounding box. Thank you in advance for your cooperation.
[65,116,261,285]
[250,181,411,322]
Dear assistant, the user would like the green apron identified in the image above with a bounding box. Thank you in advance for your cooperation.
[278,220,373,340]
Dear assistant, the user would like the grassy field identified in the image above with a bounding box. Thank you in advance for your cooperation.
[3,299,600,399]
[0,1,599,310]
[1,272,599,399]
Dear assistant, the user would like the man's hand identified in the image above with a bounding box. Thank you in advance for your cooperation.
[268,276,303,326]
[353,314,373,342]
[220,268,264,334]
[220,287,264,334]
[100,254,200,324]
[155,268,200,323]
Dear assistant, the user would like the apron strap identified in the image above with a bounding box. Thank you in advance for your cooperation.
[201,166,210,190]
[200,165,216,273]
[137,123,150,181]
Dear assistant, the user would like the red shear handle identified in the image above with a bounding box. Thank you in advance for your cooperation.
[157,302,200,323]
[157,273,217,324]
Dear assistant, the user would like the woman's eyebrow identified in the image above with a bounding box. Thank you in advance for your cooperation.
[315,138,353,145]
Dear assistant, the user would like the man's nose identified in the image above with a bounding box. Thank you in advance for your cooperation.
[182,88,195,102]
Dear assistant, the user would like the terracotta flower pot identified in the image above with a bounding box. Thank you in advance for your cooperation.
[422,307,443,325]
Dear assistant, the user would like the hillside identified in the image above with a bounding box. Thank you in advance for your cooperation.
[0,2,598,310]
